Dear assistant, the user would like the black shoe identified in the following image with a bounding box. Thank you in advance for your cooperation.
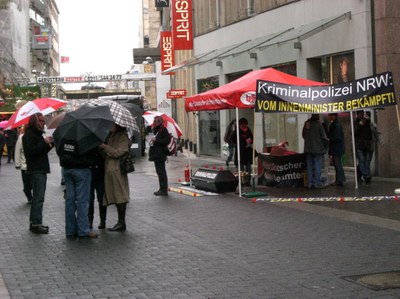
[225,161,229,167]
[30,224,49,234]
[330,182,343,186]
[98,223,106,229]
[364,176,372,184]
[61,180,65,186]
[107,223,126,232]
[154,190,168,196]
[66,234,78,239]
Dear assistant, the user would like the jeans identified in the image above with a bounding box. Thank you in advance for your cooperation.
[30,172,47,225]
[332,155,345,184]
[306,153,324,187]
[356,149,373,178]
[154,161,168,192]
[64,168,91,237]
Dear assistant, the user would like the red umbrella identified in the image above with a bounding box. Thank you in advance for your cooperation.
[185,68,326,111]
[5,98,67,129]
[142,111,182,139]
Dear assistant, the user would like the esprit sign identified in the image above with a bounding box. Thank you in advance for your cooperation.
[172,0,193,50]
[160,31,174,74]
[167,89,186,98]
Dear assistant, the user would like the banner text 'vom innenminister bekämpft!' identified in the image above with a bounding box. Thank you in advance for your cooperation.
[255,71,396,113]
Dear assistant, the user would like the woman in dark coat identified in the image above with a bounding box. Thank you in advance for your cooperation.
[230,118,254,185]
[148,116,170,196]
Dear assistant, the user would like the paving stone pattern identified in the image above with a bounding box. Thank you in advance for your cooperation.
[0,152,400,298]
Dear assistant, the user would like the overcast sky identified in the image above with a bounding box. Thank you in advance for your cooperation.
[56,0,142,78]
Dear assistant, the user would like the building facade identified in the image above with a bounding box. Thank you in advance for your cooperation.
[167,0,400,177]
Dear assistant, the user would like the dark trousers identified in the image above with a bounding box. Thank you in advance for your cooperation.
[154,161,168,192]
[30,172,47,225]
[7,144,15,162]
[21,169,33,202]
[332,155,345,184]
[89,175,105,225]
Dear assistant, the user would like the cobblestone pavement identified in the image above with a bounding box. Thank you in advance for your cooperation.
[0,151,400,299]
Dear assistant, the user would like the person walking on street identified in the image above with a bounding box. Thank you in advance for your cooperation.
[354,110,373,184]
[224,119,236,168]
[327,113,345,186]
[15,125,33,203]
[0,128,5,171]
[100,123,130,232]
[22,113,53,234]
[148,116,170,196]
[5,128,17,163]
[302,114,329,189]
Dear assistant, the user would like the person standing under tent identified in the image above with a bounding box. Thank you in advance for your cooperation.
[354,110,373,184]
[327,113,345,186]
[302,114,329,189]
[224,119,236,168]
[230,118,254,186]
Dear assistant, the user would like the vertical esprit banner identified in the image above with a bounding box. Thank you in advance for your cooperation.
[160,31,174,74]
[172,0,193,50]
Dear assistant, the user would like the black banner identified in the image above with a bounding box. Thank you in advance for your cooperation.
[256,72,396,113]
[258,153,306,188]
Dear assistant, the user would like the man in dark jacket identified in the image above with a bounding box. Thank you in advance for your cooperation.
[328,113,345,186]
[302,114,329,189]
[22,113,53,234]
[354,110,373,184]
[57,140,98,239]
[148,116,170,196]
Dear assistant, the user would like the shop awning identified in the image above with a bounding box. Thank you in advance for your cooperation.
[163,12,351,74]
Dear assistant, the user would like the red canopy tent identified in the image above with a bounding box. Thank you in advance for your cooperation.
[185,68,326,196]
[185,68,325,112]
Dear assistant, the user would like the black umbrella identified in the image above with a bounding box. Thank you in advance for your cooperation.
[53,104,114,155]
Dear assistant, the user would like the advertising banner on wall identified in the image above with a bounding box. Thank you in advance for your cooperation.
[172,0,193,50]
[160,31,174,74]
[32,27,51,50]
[255,72,396,113]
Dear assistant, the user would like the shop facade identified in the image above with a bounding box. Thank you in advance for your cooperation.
[189,0,374,168]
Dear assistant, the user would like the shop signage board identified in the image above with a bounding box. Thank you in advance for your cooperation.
[160,31,174,74]
[167,89,186,98]
[172,0,193,50]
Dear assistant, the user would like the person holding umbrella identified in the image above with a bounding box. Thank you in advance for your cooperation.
[22,113,54,234]
[57,141,99,239]
[148,116,170,196]
[99,123,130,232]
[53,104,114,239]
